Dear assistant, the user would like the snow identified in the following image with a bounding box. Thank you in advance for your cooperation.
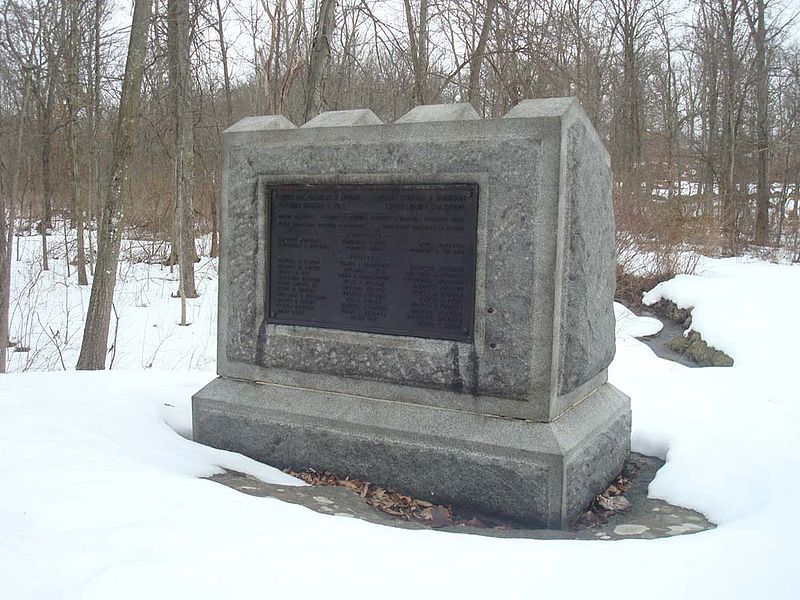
[6,231,217,372]
[2,233,800,599]
[614,302,662,338]
[650,181,703,198]
[642,256,800,398]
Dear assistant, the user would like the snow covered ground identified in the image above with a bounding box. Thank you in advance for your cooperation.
[6,230,217,372]
[2,234,800,598]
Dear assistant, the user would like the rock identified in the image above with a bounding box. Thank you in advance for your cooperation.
[669,331,733,367]
[653,299,693,327]
[669,334,691,353]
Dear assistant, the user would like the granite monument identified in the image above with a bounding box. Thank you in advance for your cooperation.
[192,97,631,528]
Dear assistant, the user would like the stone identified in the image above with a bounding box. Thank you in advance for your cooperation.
[395,102,480,123]
[613,524,650,536]
[194,376,630,528]
[224,115,296,133]
[669,331,734,367]
[193,97,631,529]
[300,108,382,128]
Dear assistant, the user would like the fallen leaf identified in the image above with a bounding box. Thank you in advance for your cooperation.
[597,494,631,512]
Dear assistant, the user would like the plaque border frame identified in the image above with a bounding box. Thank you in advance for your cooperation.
[264,182,480,343]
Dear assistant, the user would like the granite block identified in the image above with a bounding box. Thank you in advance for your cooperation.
[195,98,629,529]
[193,377,630,528]
[395,103,481,123]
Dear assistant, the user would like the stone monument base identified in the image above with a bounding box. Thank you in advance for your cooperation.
[193,379,630,529]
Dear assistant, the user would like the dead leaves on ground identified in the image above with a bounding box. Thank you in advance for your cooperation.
[289,459,640,531]
[575,465,636,529]
[286,468,499,529]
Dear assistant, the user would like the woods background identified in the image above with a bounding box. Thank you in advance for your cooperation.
[0,0,798,367]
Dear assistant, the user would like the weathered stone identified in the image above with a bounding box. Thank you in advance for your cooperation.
[224,115,296,133]
[194,98,631,528]
[395,103,480,123]
[194,375,629,528]
[301,108,382,128]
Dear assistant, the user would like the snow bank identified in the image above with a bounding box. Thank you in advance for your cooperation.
[614,302,662,338]
[2,242,800,598]
[2,364,798,599]
[643,257,800,392]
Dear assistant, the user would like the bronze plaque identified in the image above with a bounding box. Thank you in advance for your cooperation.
[267,184,478,342]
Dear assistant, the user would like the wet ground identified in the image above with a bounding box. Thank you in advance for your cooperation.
[208,452,714,541]
[637,311,699,368]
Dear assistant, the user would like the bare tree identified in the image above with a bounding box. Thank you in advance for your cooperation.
[304,0,336,121]
[467,0,498,110]
[604,0,660,179]
[66,0,87,285]
[76,0,153,369]
[260,0,305,115]
[168,0,198,312]
[403,0,429,104]
[742,0,791,245]
[653,5,681,197]
[716,0,751,252]
[0,54,33,374]
[213,0,233,125]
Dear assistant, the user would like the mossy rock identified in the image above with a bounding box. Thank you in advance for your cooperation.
[653,299,693,328]
[668,331,733,367]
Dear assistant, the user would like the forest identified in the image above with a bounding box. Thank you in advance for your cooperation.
[0,0,798,370]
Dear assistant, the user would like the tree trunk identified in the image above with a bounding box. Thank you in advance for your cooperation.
[0,209,11,373]
[40,113,51,272]
[467,0,498,111]
[169,0,198,300]
[211,0,231,259]
[39,38,58,269]
[89,0,103,277]
[210,188,219,258]
[68,0,87,285]
[76,0,153,370]
[1,76,32,373]
[403,0,429,105]
[304,0,336,122]
[214,0,233,125]
[720,0,743,254]
[0,197,13,373]
[748,0,770,245]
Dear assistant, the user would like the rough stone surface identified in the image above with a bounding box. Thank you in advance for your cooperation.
[218,98,615,419]
[301,108,382,128]
[224,115,296,133]
[395,103,481,123]
[557,119,616,398]
[193,377,630,528]
[504,97,577,120]
[222,128,552,414]
[563,409,631,519]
